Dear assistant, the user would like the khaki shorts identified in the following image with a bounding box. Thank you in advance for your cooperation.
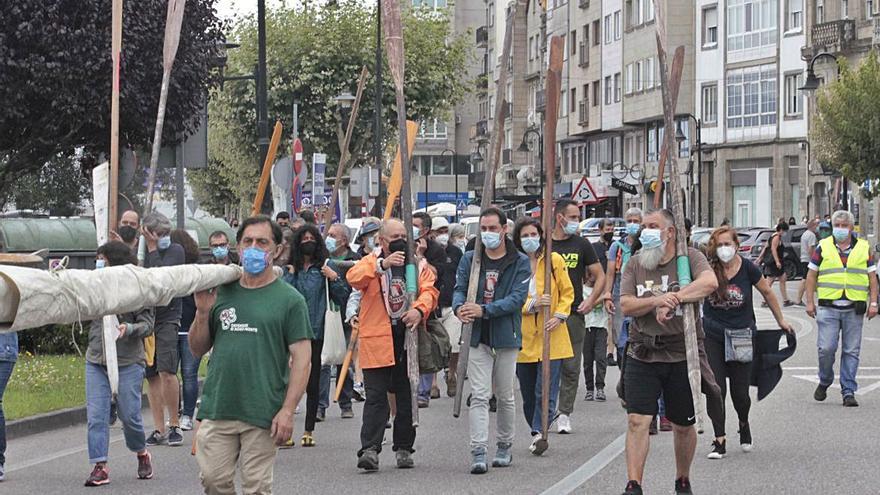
[437,307,463,353]
[146,321,180,377]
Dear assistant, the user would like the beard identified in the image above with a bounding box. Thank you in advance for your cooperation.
[638,243,666,271]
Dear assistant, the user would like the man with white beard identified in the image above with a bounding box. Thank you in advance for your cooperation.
[618,209,718,495]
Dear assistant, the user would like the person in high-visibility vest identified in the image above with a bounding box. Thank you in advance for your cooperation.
[805,210,878,408]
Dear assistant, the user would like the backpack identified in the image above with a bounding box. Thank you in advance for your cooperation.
[418,318,452,374]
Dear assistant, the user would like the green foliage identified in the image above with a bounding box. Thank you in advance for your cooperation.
[813,51,880,199]
[3,154,92,215]
[192,1,472,212]
[5,354,87,420]
[18,323,89,356]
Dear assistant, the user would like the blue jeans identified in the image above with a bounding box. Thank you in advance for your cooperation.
[86,362,147,464]
[817,307,864,396]
[318,364,352,412]
[0,360,14,466]
[417,373,434,402]
[177,333,202,417]
[516,360,563,435]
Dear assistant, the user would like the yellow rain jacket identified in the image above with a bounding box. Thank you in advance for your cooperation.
[518,252,575,363]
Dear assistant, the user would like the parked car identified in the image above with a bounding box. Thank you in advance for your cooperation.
[743,227,805,280]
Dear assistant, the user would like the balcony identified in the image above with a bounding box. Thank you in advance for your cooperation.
[578,0,588,8]
[578,100,588,126]
[578,42,589,67]
[809,19,856,53]
[476,26,488,48]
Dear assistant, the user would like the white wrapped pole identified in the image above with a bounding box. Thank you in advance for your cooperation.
[102,314,121,396]
[0,264,242,332]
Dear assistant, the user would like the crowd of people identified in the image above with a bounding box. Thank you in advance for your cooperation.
[0,204,876,495]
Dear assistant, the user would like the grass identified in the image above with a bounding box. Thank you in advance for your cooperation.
[4,353,210,421]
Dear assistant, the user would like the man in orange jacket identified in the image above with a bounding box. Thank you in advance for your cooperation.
[347,219,439,472]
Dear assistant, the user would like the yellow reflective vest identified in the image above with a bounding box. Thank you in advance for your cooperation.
[817,236,870,302]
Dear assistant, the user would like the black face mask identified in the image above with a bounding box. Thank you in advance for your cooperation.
[389,239,408,254]
[118,225,138,243]
[602,232,614,244]
[300,241,317,256]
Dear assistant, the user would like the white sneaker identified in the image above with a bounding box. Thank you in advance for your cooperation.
[179,415,193,431]
[556,414,572,434]
[528,433,541,453]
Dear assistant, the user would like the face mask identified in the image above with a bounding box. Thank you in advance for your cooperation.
[325,237,338,253]
[158,236,171,251]
[563,220,579,236]
[95,259,106,269]
[455,238,467,252]
[242,247,269,275]
[602,232,614,243]
[640,228,663,250]
[413,227,421,239]
[212,246,229,259]
[626,223,641,236]
[300,241,317,256]
[435,234,449,247]
[366,236,377,251]
[481,231,502,249]
[118,225,137,243]
[389,239,408,254]
[833,227,850,242]
[716,245,736,263]
[521,237,541,254]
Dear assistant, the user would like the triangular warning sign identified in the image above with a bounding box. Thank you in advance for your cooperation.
[572,177,599,205]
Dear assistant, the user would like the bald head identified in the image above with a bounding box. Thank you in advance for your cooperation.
[119,210,139,228]
[379,219,406,254]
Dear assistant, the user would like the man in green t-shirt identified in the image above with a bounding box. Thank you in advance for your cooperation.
[189,215,313,494]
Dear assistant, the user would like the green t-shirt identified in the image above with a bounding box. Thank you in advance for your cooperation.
[197,278,313,429]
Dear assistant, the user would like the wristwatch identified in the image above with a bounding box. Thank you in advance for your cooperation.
[871,302,878,307]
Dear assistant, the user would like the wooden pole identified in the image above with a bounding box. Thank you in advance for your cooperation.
[324,66,369,237]
[452,8,516,418]
[252,121,284,216]
[654,3,704,430]
[651,47,685,210]
[334,321,359,402]
[109,0,123,235]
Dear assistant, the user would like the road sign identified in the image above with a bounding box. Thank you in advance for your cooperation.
[572,176,599,205]
[611,177,638,195]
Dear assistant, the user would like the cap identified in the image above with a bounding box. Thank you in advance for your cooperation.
[431,217,450,231]
[819,221,831,229]
[358,221,381,240]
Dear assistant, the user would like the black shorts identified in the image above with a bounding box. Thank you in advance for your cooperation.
[624,357,695,426]
[762,262,784,278]
[146,321,180,378]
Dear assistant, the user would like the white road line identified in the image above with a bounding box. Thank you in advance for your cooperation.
[785,366,880,370]
[791,375,880,395]
[540,433,626,495]
[6,434,124,473]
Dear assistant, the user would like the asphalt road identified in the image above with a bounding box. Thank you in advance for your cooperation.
[5,292,880,494]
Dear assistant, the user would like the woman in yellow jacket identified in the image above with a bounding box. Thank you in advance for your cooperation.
[513,218,575,456]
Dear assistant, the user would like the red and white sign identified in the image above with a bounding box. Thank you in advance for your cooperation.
[572,176,600,205]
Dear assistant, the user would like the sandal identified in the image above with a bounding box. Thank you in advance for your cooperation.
[301,433,315,447]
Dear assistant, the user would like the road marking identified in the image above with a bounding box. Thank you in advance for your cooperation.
[791,375,880,396]
[540,433,626,495]
[7,434,124,473]
[785,366,880,370]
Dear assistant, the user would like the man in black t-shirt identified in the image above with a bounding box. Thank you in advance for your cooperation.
[551,199,606,434]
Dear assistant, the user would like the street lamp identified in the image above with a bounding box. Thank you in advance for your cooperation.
[439,148,455,214]
[799,52,839,92]
[518,125,544,200]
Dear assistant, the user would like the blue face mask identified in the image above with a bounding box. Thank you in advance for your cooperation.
[158,236,172,251]
[563,220,579,236]
[366,236,376,251]
[212,246,229,259]
[626,223,641,236]
[832,227,850,242]
[95,259,106,269]
[242,247,269,275]
[521,237,541,254]
[481,231,502,249]
[413,226,421,239]
[639,228,663,250]
[325,237,338,254]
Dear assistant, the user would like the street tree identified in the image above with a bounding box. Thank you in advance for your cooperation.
[0,0,227,196]
[192,0,472,212]
[813,51,880,198]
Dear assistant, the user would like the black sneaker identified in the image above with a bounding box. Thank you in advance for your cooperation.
[622,480,643,495]
[396,450,415,469]
[137,451,153,480]
[707,439,726,459]
[675,476,693,494]
[357,449,380,472]
[843,395,859,407]
[649,416,658,435]
[167,426,183,447]
[489,395,497,413]
[145,430,166,446]
[814,384,829,401]
[739,422,753,452]
[607,353,617,366]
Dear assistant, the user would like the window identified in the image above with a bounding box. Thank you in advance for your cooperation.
[593,80,600,106]
[625,63,633,94]
[605,76,612,105]
[605,15,612,44]
[593,20,601,45]
[412,0,447,8]
[817,0,824,22]
[570,88,577,113]
[561,34,568,61]
[561,87,568,117]
[784,73,803,116]
[488,2,495,26]
[867,0,874,19]
[727,0,778,53]
[626,0,638,29]
[583,24,590,47]
[614,10,621,39]
[614,72,621,102]
[703,6,718,47]
[702,84,718,124]
[646,124,658,162]
[582,84,590,107]
[842,0,849,18]
[677,118,690,158]
[726,64,777,128]
[635,60,643,91]
[645,57,655,88]
[645,0,655,21]
[419,119,448,139]
[416,155,453,175]
[786,0,803,31]
[571,30,577,56]
[528,36,534,60]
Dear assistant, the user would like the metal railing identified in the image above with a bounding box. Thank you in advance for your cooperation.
[476,26,488,47]
[810,19,856,51]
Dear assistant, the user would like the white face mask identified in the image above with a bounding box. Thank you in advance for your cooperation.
[435,234,449,247]
[716,245,736,263]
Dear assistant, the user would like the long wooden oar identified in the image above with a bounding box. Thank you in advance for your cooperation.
[334,319,360,402]
[252,121,284,216]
